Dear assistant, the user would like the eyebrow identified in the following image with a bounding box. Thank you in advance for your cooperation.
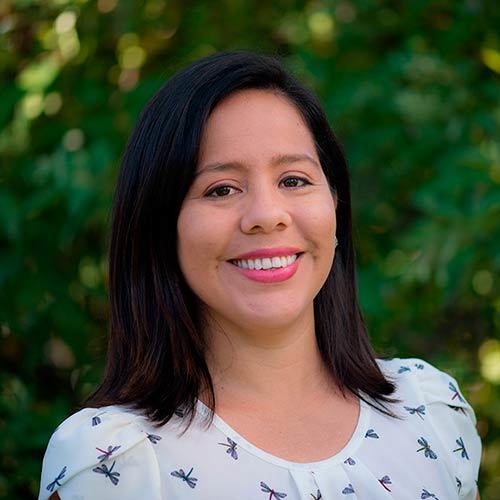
[196,153,320,176]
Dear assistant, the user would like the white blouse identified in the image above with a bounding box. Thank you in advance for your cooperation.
[39,358,482,499]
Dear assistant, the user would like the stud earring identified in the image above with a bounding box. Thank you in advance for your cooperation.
[334,236,338,248]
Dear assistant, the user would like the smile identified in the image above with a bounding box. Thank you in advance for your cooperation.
[228,253,303,284]
[230,253,300,270]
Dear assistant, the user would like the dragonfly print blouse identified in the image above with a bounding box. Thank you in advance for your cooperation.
[39,358,482,499]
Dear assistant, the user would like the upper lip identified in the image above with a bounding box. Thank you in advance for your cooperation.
[229,247,303,260]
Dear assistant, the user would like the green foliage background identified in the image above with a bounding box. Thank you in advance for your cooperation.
[1,0,499,497]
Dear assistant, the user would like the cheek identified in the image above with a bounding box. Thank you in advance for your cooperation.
[177,205,230,277]
[299,195,336,245]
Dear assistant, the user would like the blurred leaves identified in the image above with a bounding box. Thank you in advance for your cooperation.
[0,0,499,498]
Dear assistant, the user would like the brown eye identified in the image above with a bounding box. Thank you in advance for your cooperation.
[281,177,309,188]
[206,185,237,197]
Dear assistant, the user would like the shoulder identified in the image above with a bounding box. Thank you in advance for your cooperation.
[39,406,162,500]
[377,356,475,415]
[377,357,482,498]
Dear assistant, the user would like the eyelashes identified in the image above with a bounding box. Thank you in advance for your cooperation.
[205,185,238,198]
[281,177,310,189]
[204,176,312,198]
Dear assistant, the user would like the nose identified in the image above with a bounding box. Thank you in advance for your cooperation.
[240,183,292,234]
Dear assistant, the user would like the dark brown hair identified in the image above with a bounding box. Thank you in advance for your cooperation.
[85,51,398,425]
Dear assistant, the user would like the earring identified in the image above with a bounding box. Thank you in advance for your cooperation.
[334,236,338,248]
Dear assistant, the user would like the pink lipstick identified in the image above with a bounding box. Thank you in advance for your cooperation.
[228,248,303,283]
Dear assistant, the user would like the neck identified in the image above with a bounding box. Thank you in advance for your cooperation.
[202,308,336,409]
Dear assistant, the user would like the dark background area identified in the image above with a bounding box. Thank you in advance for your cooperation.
[0,0,499,497]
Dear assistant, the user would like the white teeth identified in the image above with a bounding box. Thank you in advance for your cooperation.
[233,254,299,270]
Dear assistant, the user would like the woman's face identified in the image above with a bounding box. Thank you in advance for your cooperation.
[177,89,336,334]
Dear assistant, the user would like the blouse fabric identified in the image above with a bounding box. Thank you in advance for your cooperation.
[39,357,482,499]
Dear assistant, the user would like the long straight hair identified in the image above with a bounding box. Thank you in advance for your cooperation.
[85,51,397,425]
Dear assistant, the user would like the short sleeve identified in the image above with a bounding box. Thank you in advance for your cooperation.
[38,407,161,500]
[411,358,482,499]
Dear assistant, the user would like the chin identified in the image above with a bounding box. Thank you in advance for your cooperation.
[233,300,312,329]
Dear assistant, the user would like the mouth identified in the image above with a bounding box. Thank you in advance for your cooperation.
[229,252,304,270]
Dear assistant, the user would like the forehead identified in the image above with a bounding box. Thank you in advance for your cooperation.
[198,89,318,167]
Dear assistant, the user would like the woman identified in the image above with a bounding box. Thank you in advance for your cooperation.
[39,51,481,499]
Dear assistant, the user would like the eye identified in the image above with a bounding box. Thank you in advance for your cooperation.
[280,176,311,188]
[205,185,239,198]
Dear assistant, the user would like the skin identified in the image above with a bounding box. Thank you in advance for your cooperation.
[178,89,337,346]
[177,89,338,402]
[177,89,362,462]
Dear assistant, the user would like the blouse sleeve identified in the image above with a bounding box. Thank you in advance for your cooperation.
[411,358,482,499]
[38,407,161,500]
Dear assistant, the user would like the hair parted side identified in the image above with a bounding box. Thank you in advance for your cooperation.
[85,50,398,426]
